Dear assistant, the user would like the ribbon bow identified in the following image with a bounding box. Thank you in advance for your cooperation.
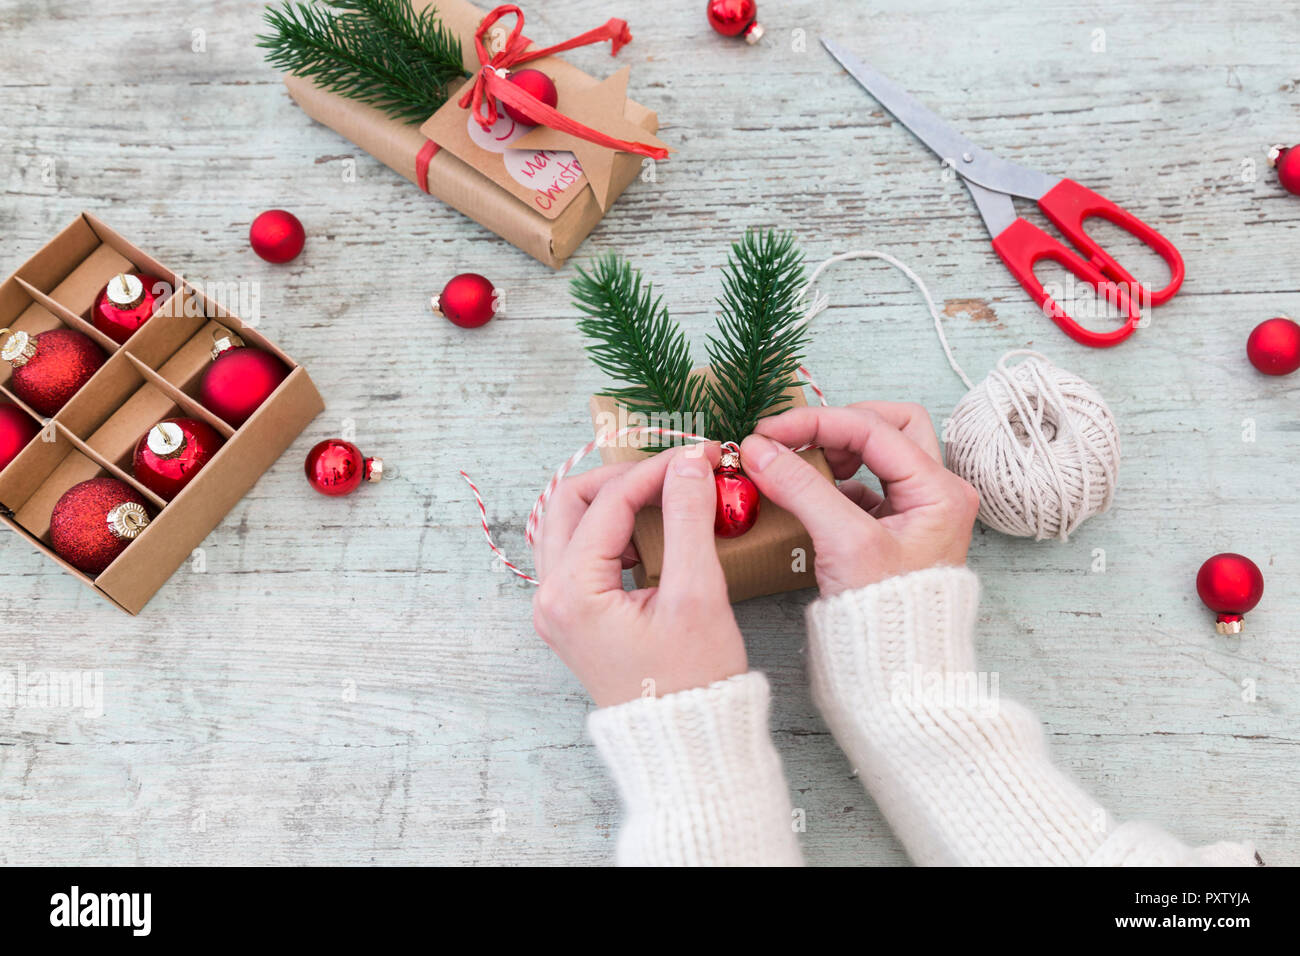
[457,5,668,161]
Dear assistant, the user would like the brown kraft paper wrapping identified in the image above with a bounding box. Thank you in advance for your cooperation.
[281,0,659,269]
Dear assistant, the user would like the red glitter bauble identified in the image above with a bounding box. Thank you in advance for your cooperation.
[502,68,559,126]
[304,438,383,496]
[434,273,497,328]
[3,327,106,417]
[93,272,167,345]
[1271,145,1300,195]
[198,345,290,427]
[707,0,763,42]
[132,417,225,500]
[714,455,760,537]
[1247,317,1300,376]
[1196,552,1264,635]
[50,477,151,576]
[249,209,306,263]
[0,403,40,472]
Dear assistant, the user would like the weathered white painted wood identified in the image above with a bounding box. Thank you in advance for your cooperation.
[0,0,1296,865]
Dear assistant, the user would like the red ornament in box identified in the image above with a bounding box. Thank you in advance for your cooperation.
[1268,145,1300,195]
[433,273,497,328]
[198,334,290,427]
[249,209,306,263]
[132,417,225,500]
[305,438,383,496]
[714,446,760,537]
[0,403,40,472]
[502,68,558,126]
[1246,317,1300,376]
[50,477,151,575]
[1196,552,1264,635]
[0,326,106,417]
[93,272,165,345]
[707,0,764,43]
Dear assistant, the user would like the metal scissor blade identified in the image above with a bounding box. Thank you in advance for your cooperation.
[821,38,1058,201]
[964,178,1017,238]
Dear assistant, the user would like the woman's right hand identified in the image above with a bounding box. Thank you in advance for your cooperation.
[739,402,980,597]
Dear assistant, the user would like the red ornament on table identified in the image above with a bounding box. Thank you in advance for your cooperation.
[305,439,383,496]
[714,445,760,537]
[198,333,290,427]
[50,477,151,575]
[1247,316,1300,376]
[1268,145,1300,195]
[0,326,106,417]
[249,209,306,263]
[433,273,497,328]
[132,417,225,500]
[0,403,40,472]
[93,272,165,345]
[501,68,558,126]
[1196,552,1264,635]
[707,0,764,43]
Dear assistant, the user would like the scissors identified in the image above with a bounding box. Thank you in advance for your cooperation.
[822,38,1185,347]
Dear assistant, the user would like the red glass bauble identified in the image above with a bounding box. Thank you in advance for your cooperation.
[2,327,106,417]
[1247,317,1300,376]
[1196,552,1264,634]
[714,459,760,537]
[0,403,40,472]
[1271,145,1300,195]
[198,344,290,427]
[93,272,167,345]
[501,68,559,126]
[304,438,383,496]
[707,0,763,42]
[434,273,497,328]
[249,209,306,263]
[132,417,225,501]
[50,477,151,576]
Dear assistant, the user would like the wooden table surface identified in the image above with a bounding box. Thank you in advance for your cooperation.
[1,0,1296,866]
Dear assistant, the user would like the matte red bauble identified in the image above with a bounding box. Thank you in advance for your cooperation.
[1196,552,1264,635]
[501,68,559,126]
[198,339,290,427]
[304,438,383,496]
[433,273,497,328]
[1269,145,1300,195]
[1247,317,1300,376]
[249,209,306,263]
[707,0,764,43]
[132,417,225,500]
[93,272,166,345]
[714,448,760,537]
[50,477,151,575]
[1,326,106,417]
[0,403,40,472]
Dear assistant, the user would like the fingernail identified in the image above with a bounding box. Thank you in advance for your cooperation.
[673,453,710,477]
[742,435,779,472]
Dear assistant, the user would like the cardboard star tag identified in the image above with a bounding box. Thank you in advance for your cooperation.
[510,66,669,211]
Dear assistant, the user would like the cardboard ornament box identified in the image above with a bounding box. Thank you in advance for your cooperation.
[281,0,660,269]
[0,213,324,614]
[590,377,833,603]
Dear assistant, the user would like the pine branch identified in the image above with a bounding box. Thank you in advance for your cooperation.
[259,0,465,123]
[572,256,707,446]
[703,230,809,445]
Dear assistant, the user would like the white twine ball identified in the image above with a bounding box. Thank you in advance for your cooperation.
[945,350,1120,541]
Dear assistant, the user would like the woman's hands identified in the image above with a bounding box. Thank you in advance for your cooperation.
[741,402,979,597]
[531,443,747,708]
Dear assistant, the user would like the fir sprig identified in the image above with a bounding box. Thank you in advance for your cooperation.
[259,0,466,123]
[704,230,809,444]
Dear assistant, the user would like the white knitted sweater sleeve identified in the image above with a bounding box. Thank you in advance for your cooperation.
[805,566,1260,867]
[587,672,803,866]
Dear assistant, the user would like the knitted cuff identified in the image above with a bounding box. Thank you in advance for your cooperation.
[587,672,802,866]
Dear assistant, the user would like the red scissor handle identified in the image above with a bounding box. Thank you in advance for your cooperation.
[991,217,1140,347]
[1038,178,1185,308]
